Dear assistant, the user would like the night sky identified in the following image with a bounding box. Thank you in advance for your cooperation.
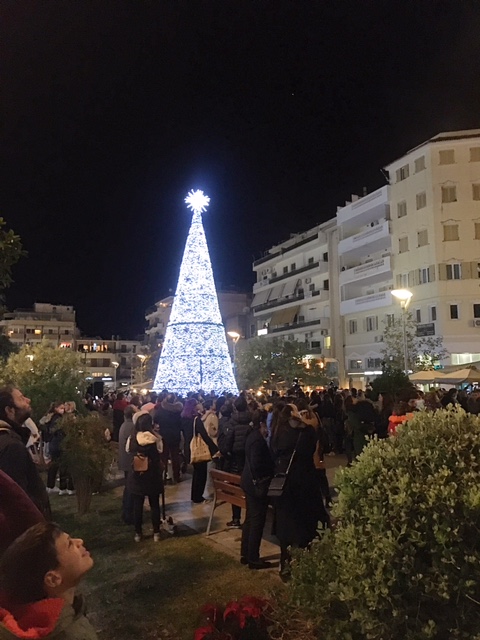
[2,2,480,338]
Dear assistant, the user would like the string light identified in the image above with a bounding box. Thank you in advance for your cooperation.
[153,190,238,395]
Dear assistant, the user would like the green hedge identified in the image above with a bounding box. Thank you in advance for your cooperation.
[290,409,480,639]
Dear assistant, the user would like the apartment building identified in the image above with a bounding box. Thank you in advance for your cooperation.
[0,303,77,348]
[251,219,341,379]
[76,338,144,388]
[386,129,480,368]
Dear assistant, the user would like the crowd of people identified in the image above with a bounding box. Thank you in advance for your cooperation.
[0,380,479,638]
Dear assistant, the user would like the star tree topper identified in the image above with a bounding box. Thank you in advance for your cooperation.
[185,189,210,214]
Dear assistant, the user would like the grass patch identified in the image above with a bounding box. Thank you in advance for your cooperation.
[51,489,278,640]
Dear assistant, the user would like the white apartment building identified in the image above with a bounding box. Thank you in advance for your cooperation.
[337,186,393,386]
[76,338,144,388]
[0,303,77,348]
[251,219,341,379]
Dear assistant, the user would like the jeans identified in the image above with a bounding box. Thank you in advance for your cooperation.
[161,440,181,482]
[232,504,242,522]
[47,461,74,491]
[132,494,161,535]
[240,494,269,563]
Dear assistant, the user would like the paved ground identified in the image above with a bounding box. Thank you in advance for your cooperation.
[158,454,347,572]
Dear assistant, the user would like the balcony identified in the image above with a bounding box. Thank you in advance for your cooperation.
[270,319,322,334]
[338,219,391,258]
[269,261,324,284]
[339,256,392,286]
[337,185,390,229]
[340,290,392,315]
[253,233,320,267]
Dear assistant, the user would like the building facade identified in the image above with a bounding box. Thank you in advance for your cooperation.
[251,219,341,378]
[0,303,77,348]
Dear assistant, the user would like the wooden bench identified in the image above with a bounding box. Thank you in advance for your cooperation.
[206,469,246,536]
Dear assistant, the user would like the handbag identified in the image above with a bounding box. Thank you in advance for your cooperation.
[133,454,149,473]
[190,417,212,464]
[267,432,303,499]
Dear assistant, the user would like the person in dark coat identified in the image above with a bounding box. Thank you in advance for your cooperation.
[217,401,234,470]
[191,412,218,503]
[112,392,129,442]
[240,410,274,569]
[180,397,198,465]
[118,405,136,525]
[46,403,74,495]
[0,386,51,520]
[154,394,183,483]
[270,404,329,581]
[127,411,164,542]
[223,397,252,528]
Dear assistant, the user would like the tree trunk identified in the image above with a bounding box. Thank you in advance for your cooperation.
[74,475,93,515]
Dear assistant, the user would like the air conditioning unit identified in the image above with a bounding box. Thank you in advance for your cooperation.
[474,319,480,327]
[305,277,312,284]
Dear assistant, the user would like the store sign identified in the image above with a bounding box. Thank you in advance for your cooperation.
[416,323,435,337]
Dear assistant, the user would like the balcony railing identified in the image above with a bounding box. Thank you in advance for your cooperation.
[339,255,391,286]
[338,219,390,255]
[269,261,321,283]
[253,233,320,267]
[270,319,322,334]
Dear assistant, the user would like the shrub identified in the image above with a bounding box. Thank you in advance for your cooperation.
[290,409,480,639]
[60,413,113,514]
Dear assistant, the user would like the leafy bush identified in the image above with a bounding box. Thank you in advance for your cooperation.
[60,413,113,514]
[370,365,416,401]
[290,409,480,639]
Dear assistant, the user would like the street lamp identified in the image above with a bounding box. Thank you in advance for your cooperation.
[227,331,241,380]
[137,354,147,384]
[111,361,119,391]
[391,288,413,374]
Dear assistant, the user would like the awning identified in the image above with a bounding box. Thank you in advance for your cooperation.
[269,283,285,301]
[282,278,299,297]
[251,288,272,308]
[270,305,300,328]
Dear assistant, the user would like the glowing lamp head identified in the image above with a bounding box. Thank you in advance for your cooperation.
[185,189,210,214]
[391,289,413,302]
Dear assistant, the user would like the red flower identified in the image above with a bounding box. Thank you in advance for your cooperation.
[194,624,216,640]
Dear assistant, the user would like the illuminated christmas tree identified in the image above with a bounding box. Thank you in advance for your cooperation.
[153,190,238,395]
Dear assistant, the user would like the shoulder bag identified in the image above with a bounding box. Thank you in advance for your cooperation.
[267,431,303,499]
[190,417,212,464]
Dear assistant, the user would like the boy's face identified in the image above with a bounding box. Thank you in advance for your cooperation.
[46,532,94,592]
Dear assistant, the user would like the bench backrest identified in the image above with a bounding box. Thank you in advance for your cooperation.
[210,469,245,508]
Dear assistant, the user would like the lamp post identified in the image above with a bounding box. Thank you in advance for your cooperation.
[227,331,241,380]
[391,289,413,374]
[111,361,119,391]
[137,354,147,384]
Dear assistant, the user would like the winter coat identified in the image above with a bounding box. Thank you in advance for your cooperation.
[0,594,98,640]
[270,421,329,548]
[346,405,375,458]
[223,410,251,474]
[48,414,65,460]
[202,410,218,445]
[117,419,135,472]
[127,431,164,496]
[41,413,63,445]
[240,428,274,498]
[153,401,182,444]
[0,421,51,519]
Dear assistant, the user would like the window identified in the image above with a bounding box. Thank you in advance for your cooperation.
[416,192,427,210]
[283,266,288,274]
[415,309,422,323]
[473,184,480,201]
[290,263,296,271]
[442,185,457,203]
[399,236,409,253]
[474,304,480,319]
[323,279,329,291]
[470,147,480,162]
[396,164,409,182]
[298,315,305,323]
[396,273,409,288]
[311,340,321,348]
[349,359,363,371]
[446,263,462,280]
[417,229,428,247]
[366,358,382,369]
[348,319,357,334]
[450,304,459,320]
[308,257,314,264]
[414,156,426,172]
[34,329,41,335]
[366,316,378,332]
[309,283,315,291]
[430,306,437,322]
[443,224,459,241]
[386,313,395,327]
[439,149,455,165]
[419,267,432,284]
[475,223,480,240]
[323,252,328,262]
[397,201,407,218]
[121,357,127,365]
